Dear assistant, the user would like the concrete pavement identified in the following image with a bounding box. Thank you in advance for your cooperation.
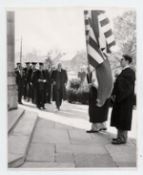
[18,101,136,168]
[8,110,38,167]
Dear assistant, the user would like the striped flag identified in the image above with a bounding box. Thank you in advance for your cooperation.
[84,10,116,106]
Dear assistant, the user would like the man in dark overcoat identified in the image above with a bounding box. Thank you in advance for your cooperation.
[30,62,38,104]
[51,63,68,111]
[36,62,47,110]
[110,54,135,144]
[23,62,32,101]
[45,64,52,104]
[15,63,24,104]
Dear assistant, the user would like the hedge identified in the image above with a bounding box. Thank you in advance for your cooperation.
[66,78,89,104]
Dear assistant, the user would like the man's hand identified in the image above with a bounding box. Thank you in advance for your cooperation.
[110,95,116,102]
[53,81,56,85]
[96,99,103,107]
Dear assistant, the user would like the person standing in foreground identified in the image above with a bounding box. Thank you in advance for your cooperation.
[86,66,109,133]
[110,54,135,144]
[51,63,68,111]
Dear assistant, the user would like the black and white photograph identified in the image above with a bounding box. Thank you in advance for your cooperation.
[6,5,137,170]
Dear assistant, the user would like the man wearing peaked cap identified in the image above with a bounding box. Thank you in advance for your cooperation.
[45,64,52,104]
[30,62,38,103]
[15,62,24,104]
[32,62,37,65]
[39,62,43,66]
[36,62,47,109]
[25,62,30,66]
[23,61,32,101]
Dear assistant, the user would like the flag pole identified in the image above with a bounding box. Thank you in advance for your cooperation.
[20,37,22,64]
[83,10,90,69]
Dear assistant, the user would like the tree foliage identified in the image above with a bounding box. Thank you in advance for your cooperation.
[113,10,136,64]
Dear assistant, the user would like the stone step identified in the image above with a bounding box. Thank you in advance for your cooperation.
[8,108,25,134]
[8,110,38,168]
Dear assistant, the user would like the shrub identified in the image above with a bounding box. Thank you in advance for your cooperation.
[67,78,89,104]
[69,78,81,89]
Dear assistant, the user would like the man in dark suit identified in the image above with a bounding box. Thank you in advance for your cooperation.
[45,64,52,104]
[30,62,38,104]
[51,63,68,111]
[15,63,24,104]
[23,62,32,101]
[36,62,47,110]
[110,54,135,144]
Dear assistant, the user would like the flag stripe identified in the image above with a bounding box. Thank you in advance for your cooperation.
[102,24,111,33]
[85,30,89,36]
[85,19,89,25]
[100,18,109,27]
[89,37,104,58]
[87,44,104,64]
[104,29,112,38]
[84,10,88,15]
[98,13,107,21]
[108,41,116,48]
[106,35,115,44]
[88,54,101,68]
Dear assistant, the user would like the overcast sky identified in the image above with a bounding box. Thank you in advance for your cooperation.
[15,7,134,59]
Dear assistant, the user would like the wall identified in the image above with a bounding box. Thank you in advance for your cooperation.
[7,11,17,110]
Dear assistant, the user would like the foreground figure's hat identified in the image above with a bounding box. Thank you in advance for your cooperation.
[16,62,21,65]
[32,62,37,65]
[25,62,30,65]
[39,62,44,65]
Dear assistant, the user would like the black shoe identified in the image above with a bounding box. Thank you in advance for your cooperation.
[37,106,41,110]
[112,138,118,141]
[99,127,107,131]
[86,130,100,133]
[19,102,23,104]
[112,139,126,145]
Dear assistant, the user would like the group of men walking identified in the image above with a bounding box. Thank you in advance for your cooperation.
[15,62,68,111]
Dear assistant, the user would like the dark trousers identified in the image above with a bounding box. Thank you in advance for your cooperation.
[36,84,45,108]
[18,87,23,103]
[47,84,51,103]
[23,84,27,99]
[31,85,37,104]
[55,88,63,109]
[26,83,32,101]
[117,129,128,142]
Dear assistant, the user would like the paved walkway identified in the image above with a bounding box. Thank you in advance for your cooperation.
[19,100,137,168]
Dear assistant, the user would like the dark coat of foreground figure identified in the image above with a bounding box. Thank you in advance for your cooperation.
[111,67,135,131]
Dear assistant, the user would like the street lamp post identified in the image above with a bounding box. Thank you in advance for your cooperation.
[20,37,22,64]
